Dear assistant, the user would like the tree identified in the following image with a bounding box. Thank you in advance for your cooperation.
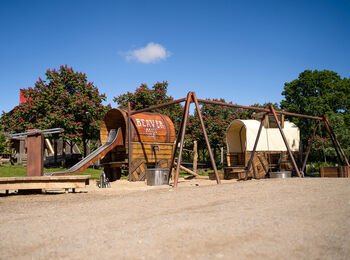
[186,101,277,162]
[113,81,183,129]
[186,99,252,148]
[114,84,278,163]
[0,134,10,154]
[0,65,109,156]
[280,70,350,162]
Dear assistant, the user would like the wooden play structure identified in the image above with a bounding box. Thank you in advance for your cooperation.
[22,91,349,189]
[127,92,348,185]
[47,108,176,183]
[225,118,300,179]
[99,108,175,181]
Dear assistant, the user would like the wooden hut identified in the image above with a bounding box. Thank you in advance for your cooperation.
[100,108,175,181]
[225,119,300,179]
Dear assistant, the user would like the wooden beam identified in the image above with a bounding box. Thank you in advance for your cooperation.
[168,94,190,182]
[193,141,198,174]
[174,162,199,177]
[270,105,302,178]
[128,102,132,179]
[323,115,350,167]
[173,92,192,187]
[301,120,320,173]
[192,92,221,184]
[245,113,267,180]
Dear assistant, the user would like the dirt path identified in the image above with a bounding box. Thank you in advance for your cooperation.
[1,178,349,259]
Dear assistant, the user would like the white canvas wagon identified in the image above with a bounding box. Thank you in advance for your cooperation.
[225,119,300,179]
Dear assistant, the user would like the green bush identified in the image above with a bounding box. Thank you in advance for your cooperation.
[0,134,10,154]
[306,161,336,175]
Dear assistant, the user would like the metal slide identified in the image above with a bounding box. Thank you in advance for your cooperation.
[45,128,122,176]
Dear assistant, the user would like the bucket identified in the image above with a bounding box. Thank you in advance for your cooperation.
[269,171,292,178]
[146,168,169,186]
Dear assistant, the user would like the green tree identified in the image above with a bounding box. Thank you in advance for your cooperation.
[0,65,109,156]
[186,99,253,148]
[113,81,183,129]
[186,101,276,162]
[115,85,278,163]
[280,70,350,162]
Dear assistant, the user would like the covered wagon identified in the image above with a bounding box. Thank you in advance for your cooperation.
[100,108,175,181]
[225,119,300,179]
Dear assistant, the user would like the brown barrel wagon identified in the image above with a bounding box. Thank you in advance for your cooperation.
[100,108,175,181]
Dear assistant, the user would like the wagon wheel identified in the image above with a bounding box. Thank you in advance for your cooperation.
[246,154,269,179]
[256,154,269,178]
[128,159,146,181]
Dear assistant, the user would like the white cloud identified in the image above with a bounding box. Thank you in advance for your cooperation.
[123,42,171,63]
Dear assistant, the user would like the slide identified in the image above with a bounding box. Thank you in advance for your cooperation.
[45,128,123,176]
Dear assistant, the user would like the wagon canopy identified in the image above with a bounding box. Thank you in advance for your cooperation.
[226,120,300,153]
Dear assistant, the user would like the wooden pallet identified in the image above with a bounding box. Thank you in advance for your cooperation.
[0,175,90,192]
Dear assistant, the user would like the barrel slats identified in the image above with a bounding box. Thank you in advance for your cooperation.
[132,154,173,160]
[131,113,175,143]
[131,143,174,149]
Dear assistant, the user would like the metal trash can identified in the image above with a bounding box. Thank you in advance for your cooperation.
[146,168,169,186]
[269,171,292,178]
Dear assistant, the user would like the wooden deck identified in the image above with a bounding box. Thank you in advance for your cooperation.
[0,175,90,192]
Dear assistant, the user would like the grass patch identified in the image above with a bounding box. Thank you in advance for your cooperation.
[0,163,102,179]
[0,164,213,180]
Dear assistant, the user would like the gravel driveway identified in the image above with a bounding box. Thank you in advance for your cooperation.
[0,178,349,259]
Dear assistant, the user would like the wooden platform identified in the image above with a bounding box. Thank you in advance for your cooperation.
[0,175,90,192]
[223,167,246,179]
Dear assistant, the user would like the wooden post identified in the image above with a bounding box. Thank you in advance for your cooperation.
[245,113,267,180]
[54,138,57,165]
[18,139,25,165]
[270,105,302,178]
[192,92,221,184]
[193,141,198,174]
[173,92,192,187]
[57,139,63,156]
[45,138,54,155]
[168,94,191,182]
[301,120,320,173]
[86,140,91,157]
[322,118,342,164]
[61,139,66,168]
[128,102,132,178]
[26,132,44,177]
[220,147,224,165]
[174,162,199,177]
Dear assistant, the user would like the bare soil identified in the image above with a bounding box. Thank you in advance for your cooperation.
[1,178,349,259]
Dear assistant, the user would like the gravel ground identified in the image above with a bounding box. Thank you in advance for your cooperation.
[0,178,349,259]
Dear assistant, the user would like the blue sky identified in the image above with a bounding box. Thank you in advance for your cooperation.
[1,0,349,113]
